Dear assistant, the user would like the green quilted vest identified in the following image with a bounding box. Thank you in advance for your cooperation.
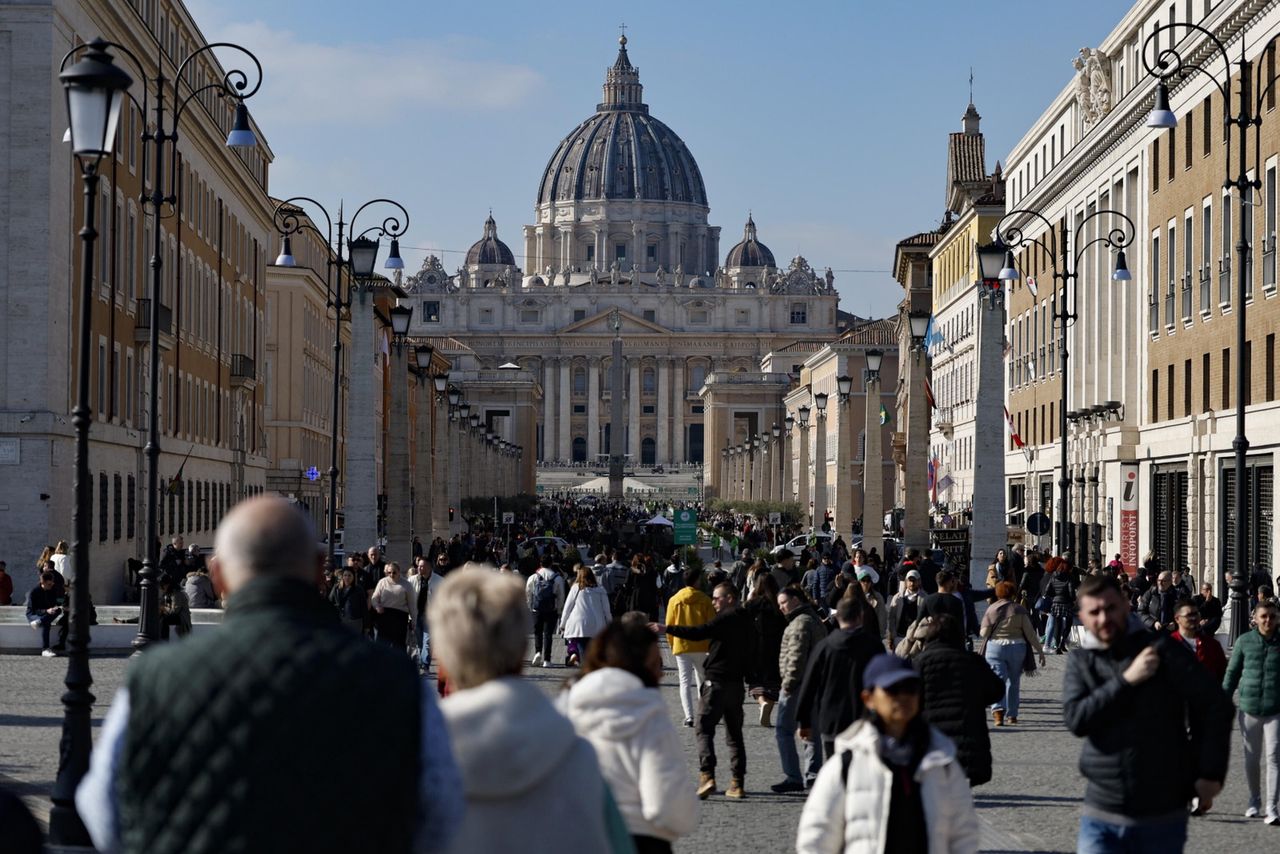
[118,576,421,854]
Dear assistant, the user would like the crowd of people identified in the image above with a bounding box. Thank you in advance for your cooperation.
[0,493,1271,853]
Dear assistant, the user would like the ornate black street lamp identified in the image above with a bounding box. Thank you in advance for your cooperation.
[52,38,131,845]
[1143,22,1272,643]
[273,197,410,564]
[994,208,1134,562]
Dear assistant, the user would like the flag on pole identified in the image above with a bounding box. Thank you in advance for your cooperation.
[879,404,889,426]
[923,376,936,410]
[167,445,195,496]
[1003,406,1026,449]
[926,455,937,502]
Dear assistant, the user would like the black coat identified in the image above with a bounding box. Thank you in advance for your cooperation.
[745,597,785,692]
[794,626,884,737]
[1042,574,1076,607]
[664,606,756,684]
[912,640,1005,785]
[1138,586,1179,630]
[1062,624,1233,817]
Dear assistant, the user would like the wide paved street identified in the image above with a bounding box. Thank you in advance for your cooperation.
[1,642,1276,852]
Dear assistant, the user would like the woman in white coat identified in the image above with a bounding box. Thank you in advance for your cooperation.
[796,653,979,854]
[558,564,612,665]
[563,621,698,854]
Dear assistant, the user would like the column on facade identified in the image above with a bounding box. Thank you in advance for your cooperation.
[446,411,461,533]
[668,225,683,274]
[863,382,884,560]
[813,416,827,529]
[672,359,686,464]
[904,346,930,552]
[562,228,575,272]
[344,291,379,554]
[413,377,432,547]
[762,438,774,505]
[969,300,1007,587]
[656,357,670,464]
[836,396,854,539]
[628,359,641,460]
[431,394,449,539]
[798,425,811,514]
[594,229,604,273]
[385,346,412,568]
[781,426,792,504]
[587,358,601,462]
[558,359,572,461]
[632,224,643,273]
[542,358,556,462]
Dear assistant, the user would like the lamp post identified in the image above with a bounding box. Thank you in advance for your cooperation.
[66,35,264,652]
[834,374,855,539]
[761,431,773,507]
[993,207,1134,564]
[385,303,414,566]
[412,345,433,548]
[51,39,131,845]
[862,353,884,560]
[1144,23,1268,643]
[273,196,410,565]
[771,421,783,503]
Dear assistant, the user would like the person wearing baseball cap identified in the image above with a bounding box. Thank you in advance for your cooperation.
[795,653,979,853]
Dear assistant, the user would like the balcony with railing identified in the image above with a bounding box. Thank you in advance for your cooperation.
[1219,257,1232,305]
[134,299,174,350]
[1263,234,1275,292]
[1200,265,1211,314]
[1181,275,1192,323]
[230,354,256,390]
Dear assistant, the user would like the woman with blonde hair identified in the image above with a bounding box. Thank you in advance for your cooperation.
[558,564,612,666]
[429,569,634,854]
[370,561,415,651]
[50,541,70,583]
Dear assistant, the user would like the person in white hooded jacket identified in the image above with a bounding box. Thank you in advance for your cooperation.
[563,621,698,854]
[429,569,635,854]
[796,653,979,854]
[558,565,613,665]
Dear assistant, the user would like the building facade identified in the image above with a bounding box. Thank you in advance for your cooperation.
[407,36,845,470]
[0,0,272,601]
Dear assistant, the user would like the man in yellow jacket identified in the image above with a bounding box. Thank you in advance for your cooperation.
[666,567,716,727]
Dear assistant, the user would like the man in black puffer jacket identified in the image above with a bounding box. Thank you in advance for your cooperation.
[1064,574,1232,852]
[794,596,884,763]
[912,615,1004,785]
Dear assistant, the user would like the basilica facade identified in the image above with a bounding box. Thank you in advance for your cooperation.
[405,36,845,467]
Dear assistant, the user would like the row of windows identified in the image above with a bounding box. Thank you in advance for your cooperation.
[1149,172,1278,335]
[86,473,264,544]
[1009,402,1059,451]
[1149,336,1277,423]
[551,362,711,395]
[453,303,809,326]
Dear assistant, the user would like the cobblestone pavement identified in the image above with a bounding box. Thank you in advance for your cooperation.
[2,643,1278,852]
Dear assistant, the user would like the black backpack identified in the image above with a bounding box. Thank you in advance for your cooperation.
[531,572,558,616]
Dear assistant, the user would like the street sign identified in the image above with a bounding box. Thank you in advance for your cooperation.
[1026,512,1051,537]
[768,512,782,525]
[502,512,515,524]
[674,508,697,545]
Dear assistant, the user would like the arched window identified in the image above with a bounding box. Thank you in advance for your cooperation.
[642,367,656,394]
[689,363,707,389]
[573,367,587,395]
[572,436,587,462]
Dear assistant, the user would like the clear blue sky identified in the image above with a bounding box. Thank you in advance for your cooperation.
[187,0,1130,319]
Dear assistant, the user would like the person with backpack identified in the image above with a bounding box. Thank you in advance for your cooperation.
[525,557,565,668]
[807,554,838,605]
[795,654,980,854]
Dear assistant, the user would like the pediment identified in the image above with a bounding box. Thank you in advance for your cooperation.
[560,308,669,335]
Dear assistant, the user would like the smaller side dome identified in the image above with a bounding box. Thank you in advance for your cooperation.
[725,214,776,268]
[466,214,516,266]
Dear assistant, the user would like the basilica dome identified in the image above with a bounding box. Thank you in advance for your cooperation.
[536,36,708,208]
[465,214,516,266]
[725,215,775,268]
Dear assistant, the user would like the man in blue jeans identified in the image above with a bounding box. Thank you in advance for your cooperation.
[1064,574,1232,853]
[771,587,827,793]
[409,556,443,674]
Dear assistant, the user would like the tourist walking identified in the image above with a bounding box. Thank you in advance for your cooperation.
[1063,575,1232,852]
[745,573,786,727]
[526,557,566,668]
[664,567,715,727]
[76,496,465,854]
[329,567,367,633]
[771,587,827,793]
[795,653,980,854]
[558,564,612,666]
[429,568,632,853]
[563,621,698,854]
[408,556,444,672]
[371,561,415,651]
[652,581,756,800]
[1040,559,1076,653]
[1170,598,1227,681]
[911,615,1004,786]
[1222,599,1280,823]
[979,581,1045,725]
